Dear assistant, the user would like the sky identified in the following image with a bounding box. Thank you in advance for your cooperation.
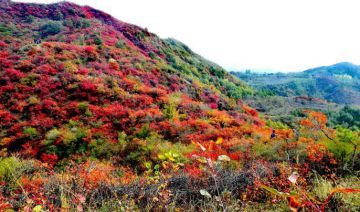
[13,0,360,72]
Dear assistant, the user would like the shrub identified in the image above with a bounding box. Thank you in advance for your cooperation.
[0,24,13,36]
[0,157,35,189]
[89,138,122,158]
[52,10,64,21]
[135,123,151,139]
[115,39,126,49]
[209,66,224,79]
[251,141,283,160]
[39,21,62,38]
[312,176,360,211]
[63,61,77,73]
[148,52,157,59]
[266,120,288,129]
[25,15,34,24]
[77,101,89,111]
[28,95,40,105]
[62,128,77,145]
[327,127,360,168]
[93,35,103,45]
[163,103,179,120]
[0,157,21,181]
[81,19,91,28]
[20,73,38,86]
[43,128,60,145]
[23,127,39,139]
[221,79,253,100]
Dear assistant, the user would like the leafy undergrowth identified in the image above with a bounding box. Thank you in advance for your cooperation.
[0,1,359,211]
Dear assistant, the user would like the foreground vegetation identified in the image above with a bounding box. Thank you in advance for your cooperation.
[1,110,359,211]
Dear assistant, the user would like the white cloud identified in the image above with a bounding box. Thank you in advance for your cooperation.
[12,0,360,71]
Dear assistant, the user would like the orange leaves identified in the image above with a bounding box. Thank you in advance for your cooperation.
[70,161,118,189]
[298,137,314,143]
[300,110,327,129]
[207,109,233,127]
[300,119,315,128]
[287,196,301,211]
[242,105,259,117]
[0,137,12,146]
[300,110,335,141]
[276,129,295,140]
[307,143,327,162]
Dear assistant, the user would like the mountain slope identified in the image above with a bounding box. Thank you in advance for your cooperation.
[0,0,257,163]
[231,62,360,105]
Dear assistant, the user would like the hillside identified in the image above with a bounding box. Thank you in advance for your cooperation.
[0,0,256,160]
[0,1,359,211]
[231,62,360,105]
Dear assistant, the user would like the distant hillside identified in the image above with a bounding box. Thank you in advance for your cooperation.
[231,62,360,105]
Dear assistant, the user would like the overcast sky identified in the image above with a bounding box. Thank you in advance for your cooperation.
[13,0,360,72]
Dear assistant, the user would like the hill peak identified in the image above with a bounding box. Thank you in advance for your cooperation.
[304,62,360,78]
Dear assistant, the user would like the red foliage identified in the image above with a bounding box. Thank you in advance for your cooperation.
[80,80,97,92]
[184,164,203,177]
[5,68,25,81]
[243,105,258,117]
[40,153,58,166]
[0,109,15,126]
[306,143,327,162]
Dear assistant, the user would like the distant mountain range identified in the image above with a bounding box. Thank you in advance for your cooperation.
[231,62,360,105]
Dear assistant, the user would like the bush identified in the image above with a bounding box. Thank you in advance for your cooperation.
[115,40,126,49]
[52,10,64,21]
[43,128,61,145]
[0,157,21,181]
[89,138,122,158]
[93,35,103,45]
[312,176,360,211]
[39,21,62,38]
[23,127,39,139]
[0,157,35,189]
[251,141,283,160]
[25,15,34,24]
[221,79,253,100]
[325,127,360,168]
[81,19,91,28]
[0,24,13,36]
[77,101,89,111]
[148,51,157,59]
[209,66,225,79]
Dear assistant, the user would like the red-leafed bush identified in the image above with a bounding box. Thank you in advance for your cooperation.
[0,109,15,126]
[5,69,25,81]
[40,153,58,166]
[80,80,97,92]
